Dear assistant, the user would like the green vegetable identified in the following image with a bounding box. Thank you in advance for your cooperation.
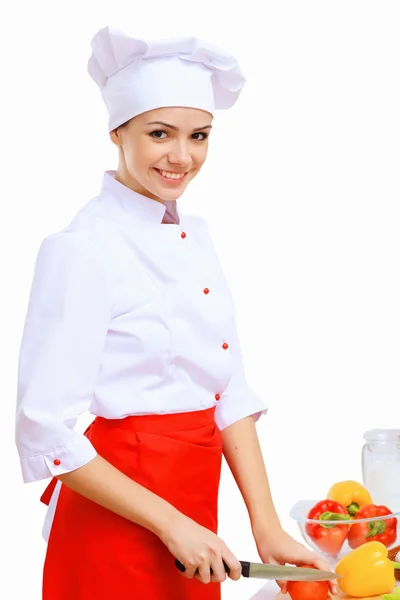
[382,585,400,600]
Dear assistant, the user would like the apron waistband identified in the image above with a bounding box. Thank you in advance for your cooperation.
[94,406,217,434]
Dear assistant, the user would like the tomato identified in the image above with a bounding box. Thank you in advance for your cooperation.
[287,565,330,600]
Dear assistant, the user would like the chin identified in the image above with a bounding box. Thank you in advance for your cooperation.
[156,187,186,202]
[149,168,195,202]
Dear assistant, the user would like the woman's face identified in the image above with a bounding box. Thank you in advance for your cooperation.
[110,106,213,203]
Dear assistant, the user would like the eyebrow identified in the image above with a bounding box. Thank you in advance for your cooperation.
[146,121,213,132]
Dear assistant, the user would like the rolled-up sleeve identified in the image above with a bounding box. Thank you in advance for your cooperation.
[215,316,268,431]
[15,229,113,483]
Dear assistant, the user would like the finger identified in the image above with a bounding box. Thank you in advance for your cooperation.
[221,551,242,581]
[176,559,198,580]
[209,558,227,583]
[267,558,286,594]
[309,556,338,595]
[195,561,211,585]
[180,564,197,580]
[278,580,287,595]
[329,580,338,595]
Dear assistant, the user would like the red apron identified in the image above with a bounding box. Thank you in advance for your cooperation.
[41,407,222,600]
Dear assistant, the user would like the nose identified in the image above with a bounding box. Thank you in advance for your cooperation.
[168,140,191,168]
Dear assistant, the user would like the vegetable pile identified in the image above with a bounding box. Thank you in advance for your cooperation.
[306,480,397,556]
[287,480,400,599]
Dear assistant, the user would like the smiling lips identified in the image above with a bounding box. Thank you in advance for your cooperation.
[154,168,188,183]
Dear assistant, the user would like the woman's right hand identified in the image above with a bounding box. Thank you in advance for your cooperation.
[159,511,242,584]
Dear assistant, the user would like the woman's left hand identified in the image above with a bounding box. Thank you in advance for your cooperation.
[254,527,338,595]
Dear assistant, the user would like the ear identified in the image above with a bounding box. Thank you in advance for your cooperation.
[109,128,122,146]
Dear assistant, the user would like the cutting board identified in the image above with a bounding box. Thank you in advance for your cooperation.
[247,582,280,599]
[247,581,399,600]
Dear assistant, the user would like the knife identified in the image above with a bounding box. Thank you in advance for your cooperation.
[175,559,341,581]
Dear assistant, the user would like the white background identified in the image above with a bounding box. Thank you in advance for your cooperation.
[2,1,400,599]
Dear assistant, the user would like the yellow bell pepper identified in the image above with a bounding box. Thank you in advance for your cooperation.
[335,541,398,597]
[327,480,372,516]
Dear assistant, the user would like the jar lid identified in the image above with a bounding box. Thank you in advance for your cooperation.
[363,429,400,442]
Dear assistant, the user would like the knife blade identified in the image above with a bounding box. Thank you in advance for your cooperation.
[175,559,341,581]
[237,561,340,581]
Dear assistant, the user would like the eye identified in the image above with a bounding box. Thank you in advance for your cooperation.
[192,132,209,141]
[150,130,168,139]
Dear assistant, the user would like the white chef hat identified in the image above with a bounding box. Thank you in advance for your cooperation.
[87,26,246,131]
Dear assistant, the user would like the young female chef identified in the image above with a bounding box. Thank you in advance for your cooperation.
[15,26,336,600]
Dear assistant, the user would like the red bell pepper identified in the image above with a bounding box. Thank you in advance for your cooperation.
[348,504,398,549]
[306,499,351,555]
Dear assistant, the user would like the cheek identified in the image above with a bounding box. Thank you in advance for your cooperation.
[193,144,209,168]
[143,144,166,167]
[125,142,163,174]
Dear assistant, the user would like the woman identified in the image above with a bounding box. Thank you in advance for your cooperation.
[15,26,336,600]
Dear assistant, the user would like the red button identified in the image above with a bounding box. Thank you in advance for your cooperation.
[203,288,210,294]
[215,394,220,401]
[222,342,229,350]
[53,459,61,466]
[181,232,186,239]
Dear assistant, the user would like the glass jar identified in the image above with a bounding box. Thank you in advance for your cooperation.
[362,429,400,513]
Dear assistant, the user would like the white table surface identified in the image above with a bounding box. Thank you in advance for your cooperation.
[248,582,281,599]
[222,579,282,600]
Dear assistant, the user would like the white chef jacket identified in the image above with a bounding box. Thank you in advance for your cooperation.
[15,170,267,486]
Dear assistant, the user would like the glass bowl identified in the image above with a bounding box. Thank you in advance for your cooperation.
[290,500,400,567]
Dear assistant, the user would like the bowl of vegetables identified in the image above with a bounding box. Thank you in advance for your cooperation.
[290,480,400,567]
